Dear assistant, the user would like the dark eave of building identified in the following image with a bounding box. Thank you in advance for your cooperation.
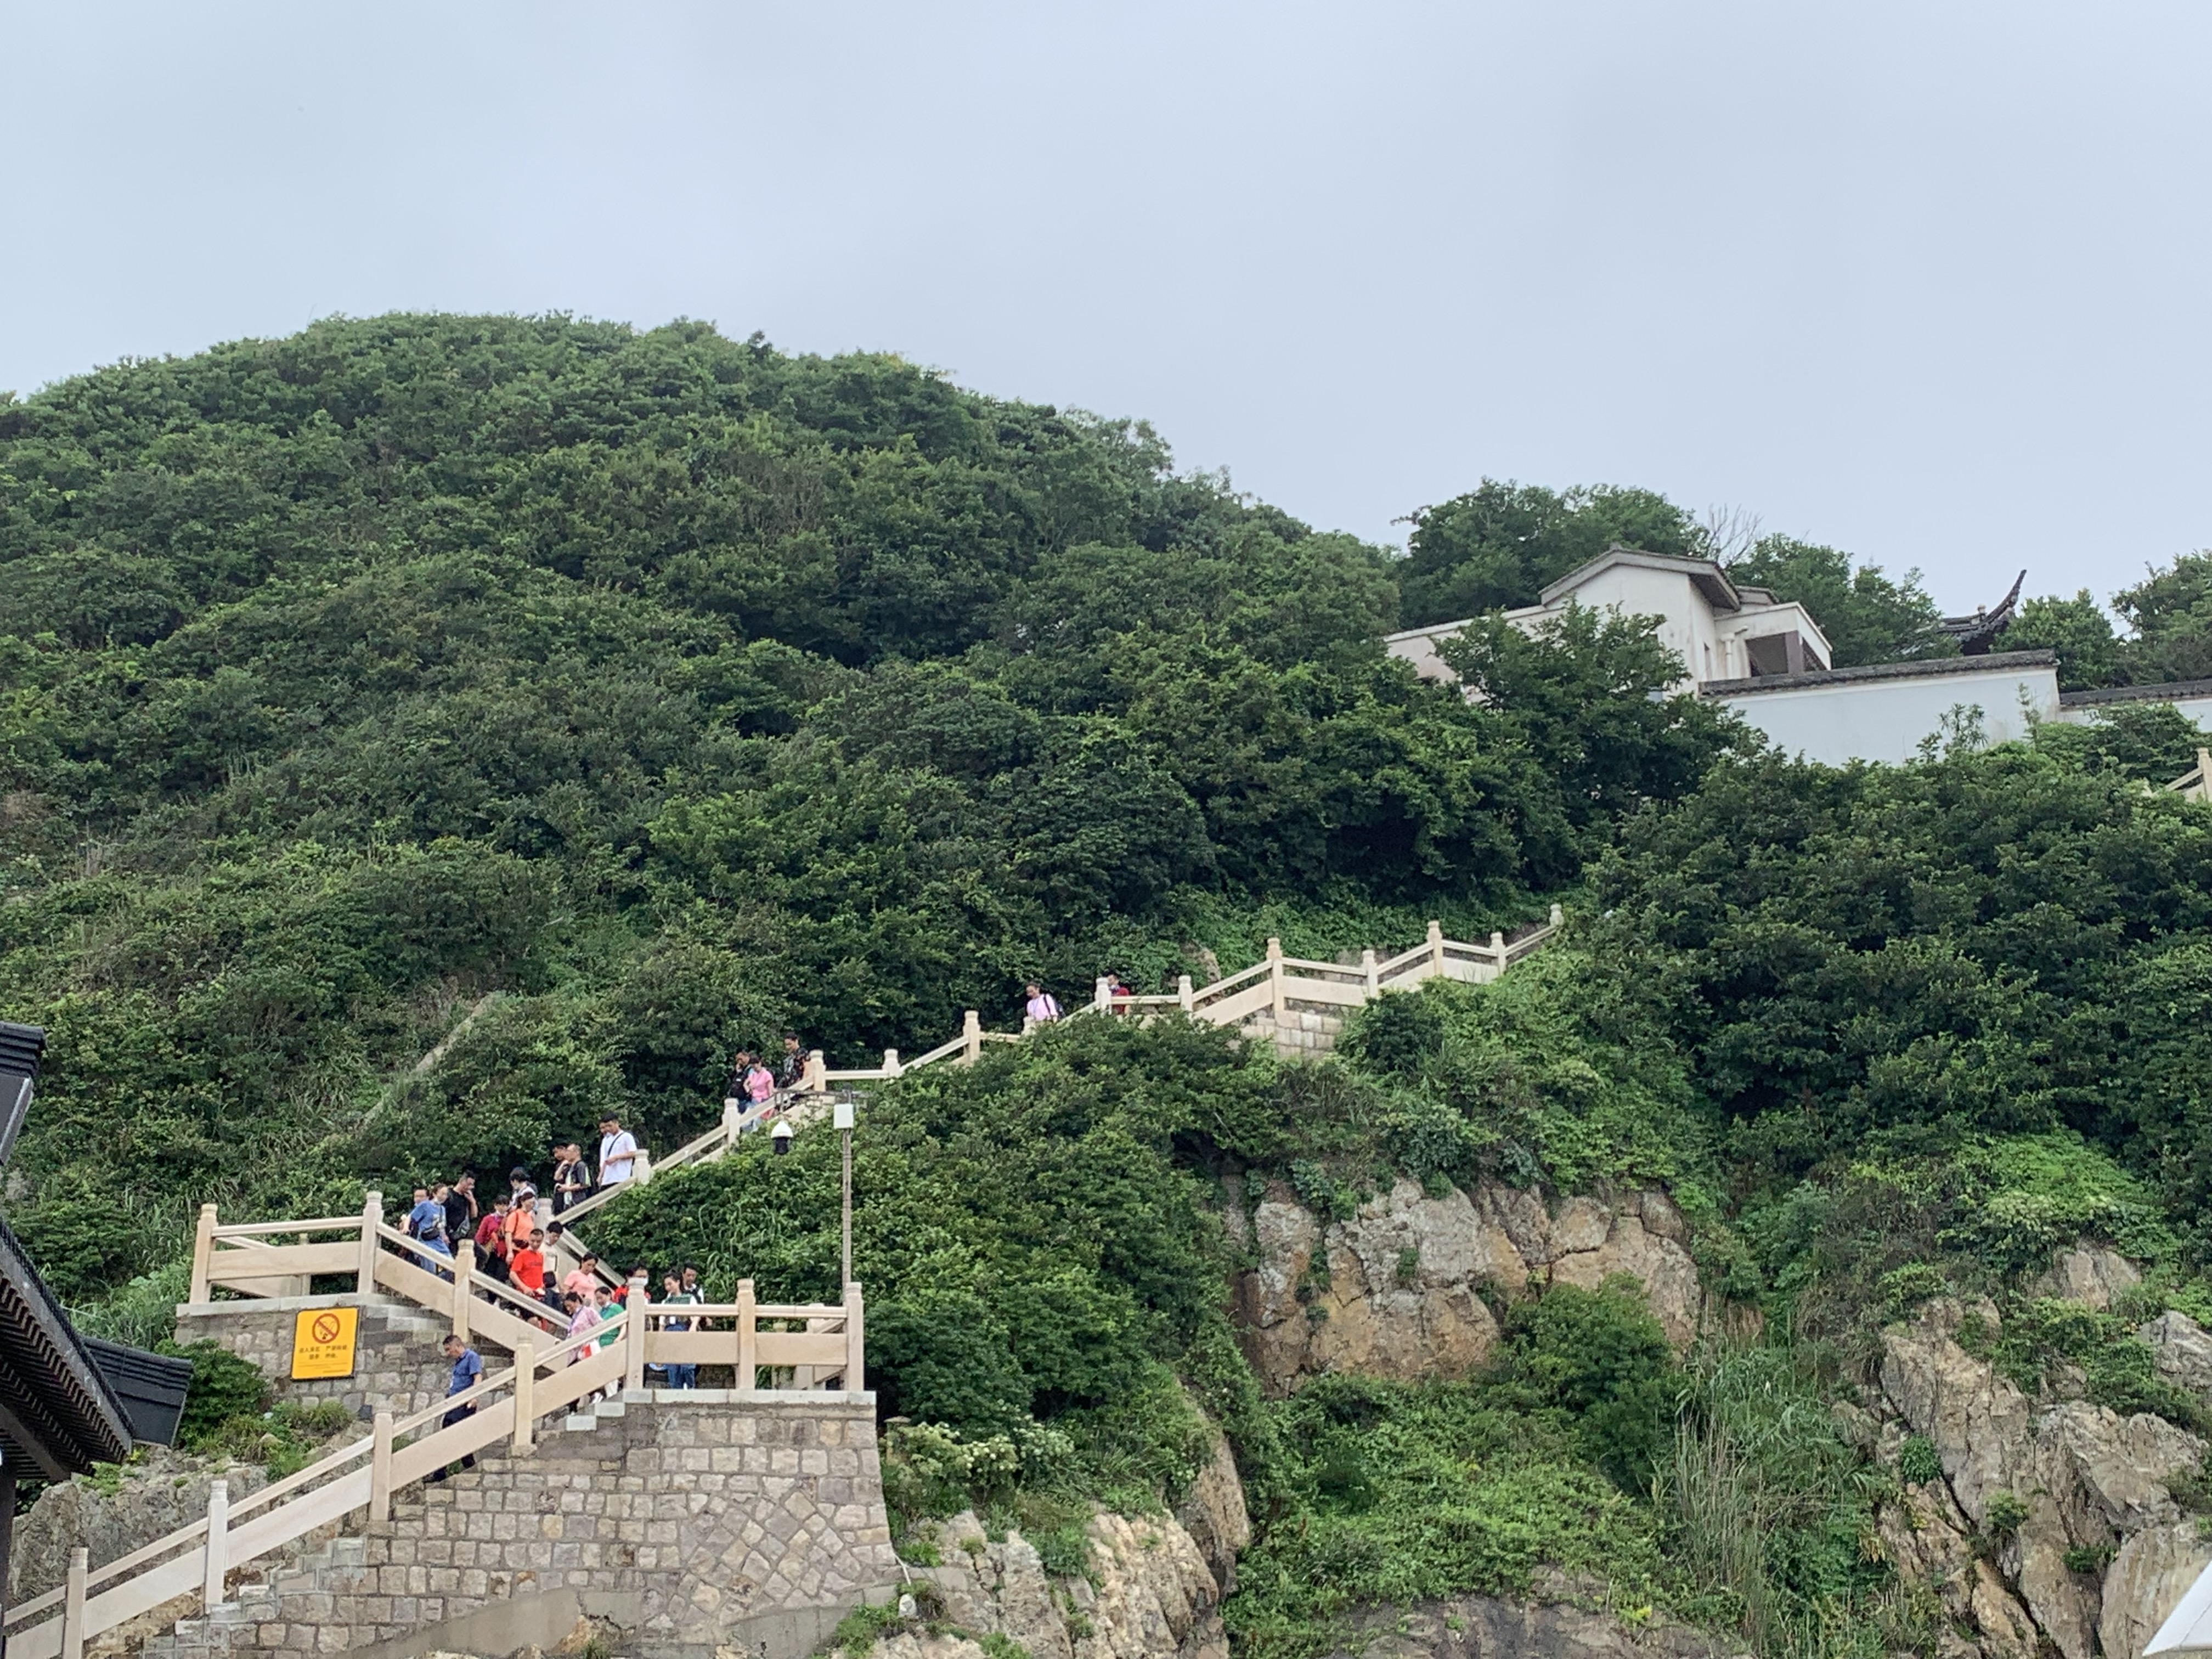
[0,1207,139,1478]
[2059,679,2212,709]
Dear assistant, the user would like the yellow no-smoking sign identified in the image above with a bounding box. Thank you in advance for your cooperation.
[290,1306,359,1379]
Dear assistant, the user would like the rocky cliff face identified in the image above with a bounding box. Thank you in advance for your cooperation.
[879,1505,1230,1659]
[1229,1176,1703,1395]
[1321,1592,1739,1659]
[1872,1275,2212,1659]
[8,1446,270,1602]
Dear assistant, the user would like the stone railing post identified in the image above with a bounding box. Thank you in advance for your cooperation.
[201,1479,229,1608]
[625,1274,649,1393]
[1361,949,1378,998]
[1550,902,1564,928]
[961,1010,982,1065]
[634,1147,653,1186]
[512,1338,535,1451]
[1093,975,1111,1013]
[805,1049,827,1092]
[1267,938,1285,1018]
[452,1240,473,1340]
[370,1412,394,1523]
[1177,973,1194,1012]
[736,1278,757,1391]
[189,1203,218,1304]
[882,1047,901,1078]
[357,1190,382,1295]
[61,1546,87,1659]
[1427,919,1445,978]
[722,1098,743,1142]
[844,1281,865,1393]
[1489,930,1505,970]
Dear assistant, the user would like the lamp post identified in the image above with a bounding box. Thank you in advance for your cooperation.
[834,1099,855,1287]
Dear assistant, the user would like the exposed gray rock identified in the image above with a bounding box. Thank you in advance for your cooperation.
[8,1446,269,1602]
[2033,1245,2142,1312]
[1881,1296,2211,1659]
[1234,1178,1703,1393]
[2101,1520,2212,1659]
[1875,1479,2038,1659]
[1549,1209,1702,1350]
[901,1506,1226,1659]
[1321,1594,1740,1659]
[1879,1299,2033,1527]
[1172,1427,1249,1595]
[2141,1310,2212,1397]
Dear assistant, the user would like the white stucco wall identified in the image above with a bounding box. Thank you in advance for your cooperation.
[1715,662,2062,765]
[2053,693,2212,730]
[1383,622,1464,684]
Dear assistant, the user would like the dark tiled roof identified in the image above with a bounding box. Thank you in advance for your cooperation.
[1699,649,2057,697]
[0,1209,139,1477]
[2059,679,2212,708]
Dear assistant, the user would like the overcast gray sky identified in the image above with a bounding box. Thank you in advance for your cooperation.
[4,3,2205,612]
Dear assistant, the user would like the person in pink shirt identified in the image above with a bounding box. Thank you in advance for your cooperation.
[561,1253,602,1302]
[562,1290,599,1360]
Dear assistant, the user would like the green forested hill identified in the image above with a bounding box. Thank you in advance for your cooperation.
[0,313,1737,1291]
[14,314,2212,1659]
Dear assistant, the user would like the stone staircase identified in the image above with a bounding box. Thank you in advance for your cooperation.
[121,1386,891,1659]
[136,1397,652,1659]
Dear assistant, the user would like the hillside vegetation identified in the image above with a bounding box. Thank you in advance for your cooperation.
[11,315,2212,1658]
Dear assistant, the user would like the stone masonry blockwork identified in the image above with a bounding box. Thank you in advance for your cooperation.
[175,1296,491,1421]
[139,1392,900,1659]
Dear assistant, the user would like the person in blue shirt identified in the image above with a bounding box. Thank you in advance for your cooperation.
[407,1186,452,1256]
[426,1334,482,1482]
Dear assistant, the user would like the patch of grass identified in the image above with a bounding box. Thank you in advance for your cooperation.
[830,1601,905,1657]
[1897,1436,1942,1487]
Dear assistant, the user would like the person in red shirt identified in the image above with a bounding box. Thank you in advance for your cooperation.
[473,1197,512,1281]
[510,1229,548,1307]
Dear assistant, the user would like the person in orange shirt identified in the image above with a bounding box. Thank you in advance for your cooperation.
[510,1228,547,1298]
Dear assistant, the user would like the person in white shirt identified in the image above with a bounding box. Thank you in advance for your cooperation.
[596,1114,639,1186]
[1024,983,1061,1025]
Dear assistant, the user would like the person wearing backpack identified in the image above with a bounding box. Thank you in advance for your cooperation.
[1024,983,1061,1025]
[551,1146,588,1215]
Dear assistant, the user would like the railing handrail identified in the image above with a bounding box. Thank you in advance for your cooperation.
[1189,957,1272,1002]
[4,1295,672,1651]
[210,1217,362,1240]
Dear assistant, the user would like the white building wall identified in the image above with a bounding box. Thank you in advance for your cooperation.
[2052,693,2212,730]
[1716,663,2061,766]
[1565,565,1731,685]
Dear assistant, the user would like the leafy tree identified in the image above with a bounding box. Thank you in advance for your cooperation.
[1438,602,1744,842]
[1397,481,1704,626]
[2005,590,2126,690]
[2117,550,2212,685]
[1722,535,1951,668]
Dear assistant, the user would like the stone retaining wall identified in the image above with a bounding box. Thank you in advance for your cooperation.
[175,1294,502,1420]
[1239,1001,1347,1058]
[143,1391,900,1659]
